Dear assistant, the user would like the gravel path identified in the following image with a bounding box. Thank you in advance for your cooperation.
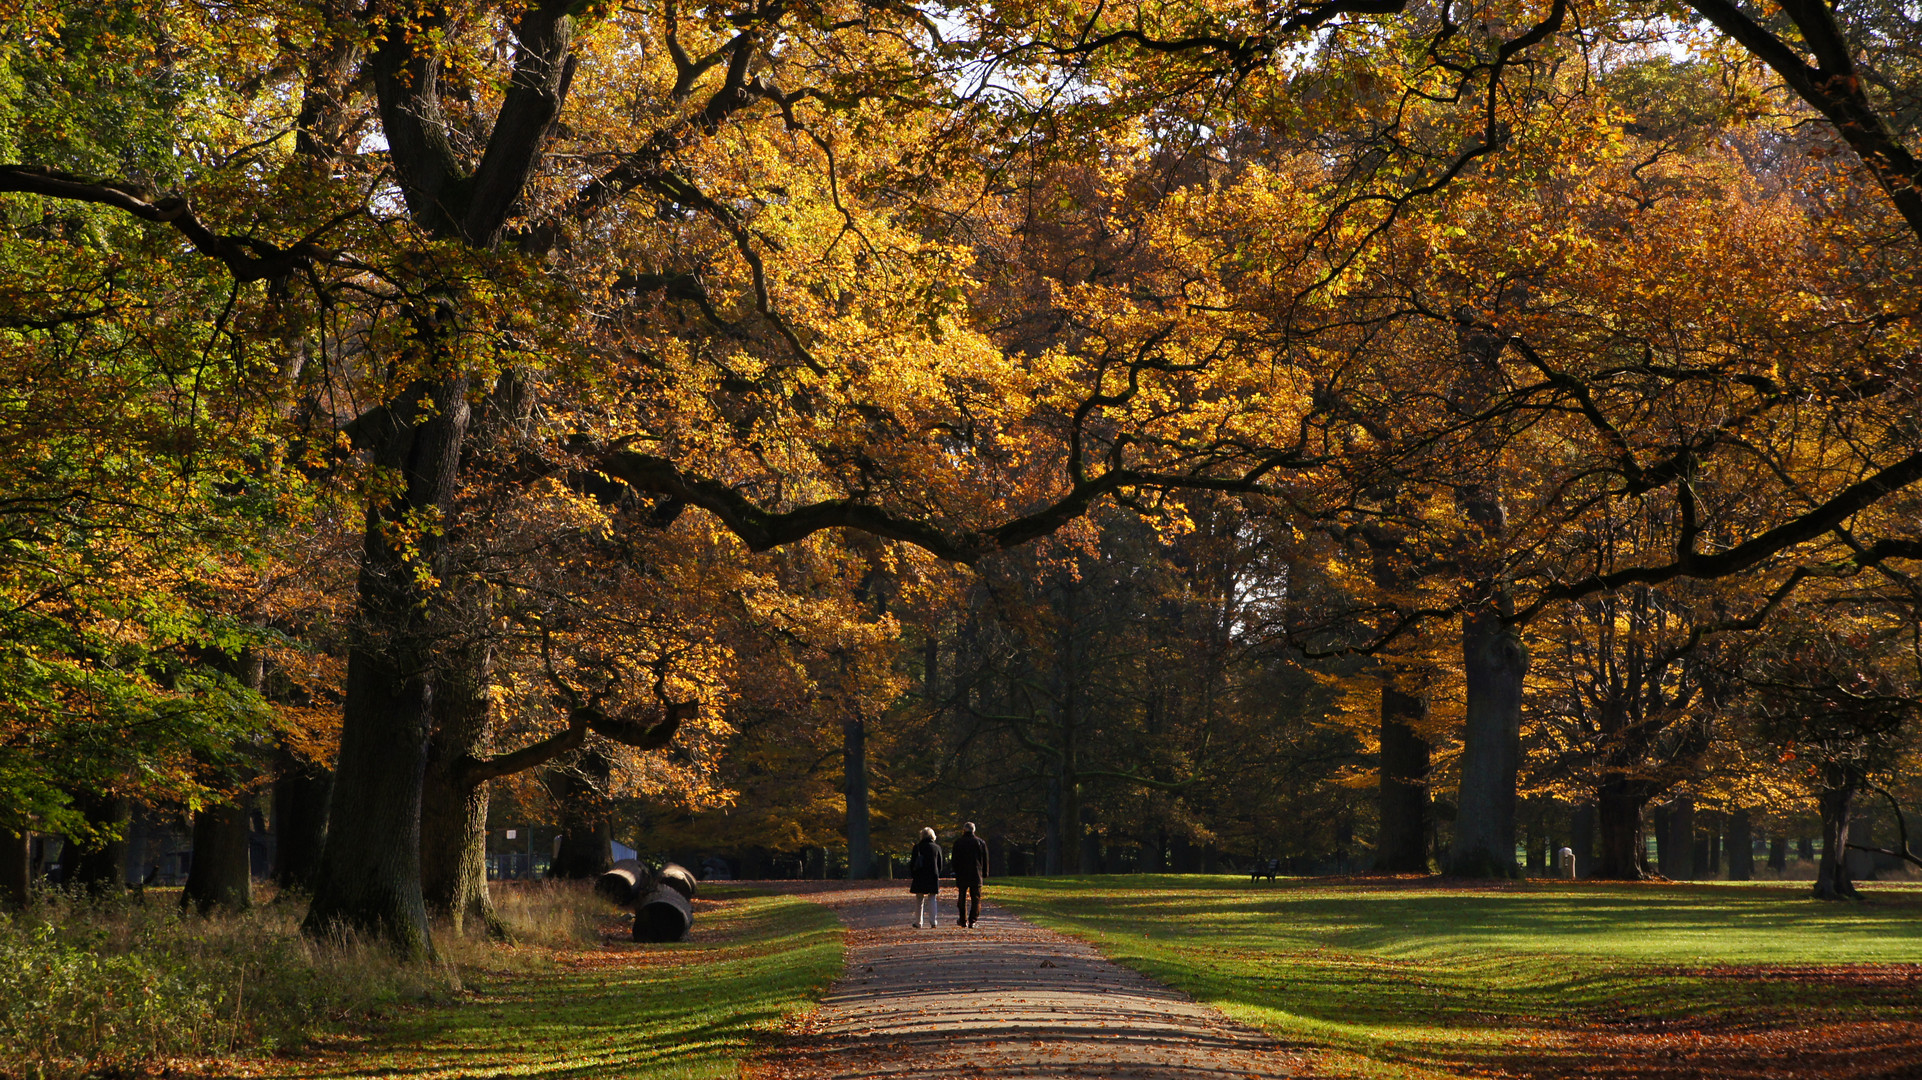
[752,883,1311,1080]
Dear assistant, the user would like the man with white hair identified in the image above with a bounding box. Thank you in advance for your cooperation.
[951,822,989,927]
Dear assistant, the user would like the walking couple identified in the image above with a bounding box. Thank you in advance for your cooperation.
[908,822,988,928]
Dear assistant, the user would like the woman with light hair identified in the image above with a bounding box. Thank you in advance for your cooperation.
[907,826,945,928]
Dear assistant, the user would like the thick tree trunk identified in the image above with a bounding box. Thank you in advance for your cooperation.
[1367,533,1432,875]
[1061,726,1084,874]
[420,640,503,936]
[419,773,497,932]
[183,803,253,913]
[1376,686,1433,873]
[1141,833,1165,873]
[0,829,29,907]
[1652,804,1671,876]
[843,718,871,879]
[1448,611,1525,877]
[1591,783,1648,879]
[548,751,614,880]
[1571,802,1596,878]
[1768,836,1787,871]
[272,757,331,892]
[68,793,131,892]
[303,643,437,954]
[1042,775,1063,875]
[1082,818,1103,873]
[1814,782,1860,900]
[1727,808,1754,881]
[303,376,472,958]
[1666,795,1696,881]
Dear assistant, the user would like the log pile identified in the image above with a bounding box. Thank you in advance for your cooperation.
[595,859,697,942]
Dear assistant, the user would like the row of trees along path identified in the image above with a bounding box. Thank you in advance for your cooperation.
[4,0,1922,948]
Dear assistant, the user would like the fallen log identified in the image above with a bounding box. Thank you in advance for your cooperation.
[632,886,693,942]
[658,861,697,899]
[596,859,651,907]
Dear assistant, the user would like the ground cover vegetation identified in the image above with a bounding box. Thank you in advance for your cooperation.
[1000,876,1922,1079]
[0,883,838,1079]
[3,0,1922,1069]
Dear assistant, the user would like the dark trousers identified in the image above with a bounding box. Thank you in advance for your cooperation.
[956,881,981,925]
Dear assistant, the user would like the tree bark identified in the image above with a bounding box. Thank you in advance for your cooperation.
[68,793,131,892]
[1666,795,1696,881]
[183,802,254,913]
[1571,802,1596,878]
[1652,803,1672,876]
[1060,719,1084,874]
[1448,611,1525,877]
[1768,836,1787,871]
[0,830,29,908]
[272,757,331,892]
[1591,782,1649,879]
[843,717,871,879]
[302,391,471,958]
[1043,775,1063,875]
[1375,686,1433,872]
[420,645,503,935]
[548,750,614,880]
[1814,781,1860,900]
[1727,808,1754,881]
[1366,531,1432,874]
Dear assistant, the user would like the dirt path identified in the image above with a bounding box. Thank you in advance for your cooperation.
[752,883,1311,1080]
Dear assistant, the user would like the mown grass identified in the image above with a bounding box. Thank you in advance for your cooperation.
[996,875,1922,1079]
[257,886,844,1080]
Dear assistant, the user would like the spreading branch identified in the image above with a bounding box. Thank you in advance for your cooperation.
[0,165,324,282]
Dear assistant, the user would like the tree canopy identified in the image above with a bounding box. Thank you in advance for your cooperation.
[1,0,1919,945]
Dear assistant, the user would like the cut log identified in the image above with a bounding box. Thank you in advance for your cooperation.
[596,859,651,907]
[658,861,697,899]
[632,886,692,942]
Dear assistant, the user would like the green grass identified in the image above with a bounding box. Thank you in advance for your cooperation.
[996,875,1922,1080]
[260,889,843,1080]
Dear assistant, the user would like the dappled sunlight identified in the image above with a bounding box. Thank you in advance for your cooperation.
[259,893,843,1080]
[1000,877,1922,1080]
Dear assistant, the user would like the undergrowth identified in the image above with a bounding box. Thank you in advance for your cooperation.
[0,880,618,1080]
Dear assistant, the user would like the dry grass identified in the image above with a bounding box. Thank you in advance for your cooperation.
[0,879,634,1079]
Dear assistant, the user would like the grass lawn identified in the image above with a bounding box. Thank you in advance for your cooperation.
[996,875,1922,1079]
[247,889,843,1080]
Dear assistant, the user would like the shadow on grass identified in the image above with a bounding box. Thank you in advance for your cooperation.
[267,893,843,1080]
[1000,876,1922,1080]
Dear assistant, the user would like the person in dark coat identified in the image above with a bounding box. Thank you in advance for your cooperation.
[908,826,944,928]
[951,821,989,927]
